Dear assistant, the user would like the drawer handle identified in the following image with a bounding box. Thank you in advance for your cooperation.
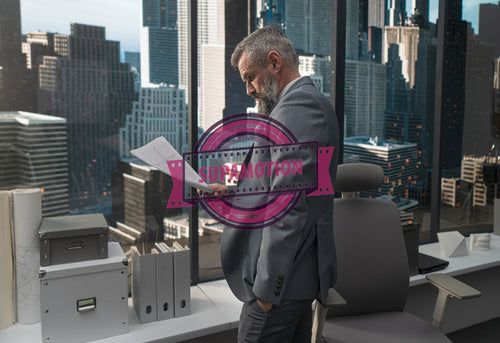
[66,241,84,250]
[77,297,96,312]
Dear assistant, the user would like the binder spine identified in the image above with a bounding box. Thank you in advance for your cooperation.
[156,252,174,320]
[132,249,157,323]
[173,248,191,318]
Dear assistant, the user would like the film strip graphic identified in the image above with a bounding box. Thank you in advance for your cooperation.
[166,142,334,209]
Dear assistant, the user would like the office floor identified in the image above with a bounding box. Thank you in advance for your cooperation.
[446,316,500,342]
[177,317,500,342]
[178,328,238,342]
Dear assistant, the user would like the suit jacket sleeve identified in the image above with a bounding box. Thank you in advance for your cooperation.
[252,87,332,305]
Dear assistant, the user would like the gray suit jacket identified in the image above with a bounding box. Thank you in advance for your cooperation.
[220,76,339,305]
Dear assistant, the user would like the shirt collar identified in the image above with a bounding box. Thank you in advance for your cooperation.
[279,75,305,100]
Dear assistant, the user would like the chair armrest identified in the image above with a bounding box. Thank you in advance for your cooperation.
[426,273,481,299]
[426,273,481,330]
[323,287,348,307]
[311,289,346,343]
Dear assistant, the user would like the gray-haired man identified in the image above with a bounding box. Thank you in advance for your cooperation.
[208,25,339,342]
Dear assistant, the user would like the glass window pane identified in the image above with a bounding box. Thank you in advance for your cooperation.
[342,0,439,241]
[4,1,189,287]
[437,0,499,236]
[196,0,334,280]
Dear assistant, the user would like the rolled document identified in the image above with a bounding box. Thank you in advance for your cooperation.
[0,191,14,329]
[12,189,42,324]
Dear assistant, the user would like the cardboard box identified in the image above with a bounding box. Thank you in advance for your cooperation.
[39,242,128,343]
[39,214,108,266]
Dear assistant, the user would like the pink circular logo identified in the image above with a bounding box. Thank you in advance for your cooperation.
[193,113,311,230]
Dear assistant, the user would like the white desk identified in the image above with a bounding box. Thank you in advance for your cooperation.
[406,234,500,333]
[2,234,500,341]
[0,286,237,343]
[410,234,500,286]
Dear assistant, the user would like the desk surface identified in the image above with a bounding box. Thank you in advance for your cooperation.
[410,234,500,286]
[2,234,500,342]
[0,285,238,343]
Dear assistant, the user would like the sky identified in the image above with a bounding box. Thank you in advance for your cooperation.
[20,0,494,59]
[21,0,141,54]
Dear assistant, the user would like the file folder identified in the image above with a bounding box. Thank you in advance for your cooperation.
[173,246,191,317]
[156,249,174,320]
[132,247,157,323]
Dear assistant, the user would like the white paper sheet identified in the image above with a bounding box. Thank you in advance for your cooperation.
[130,136,213,193]
[12,188,42,324]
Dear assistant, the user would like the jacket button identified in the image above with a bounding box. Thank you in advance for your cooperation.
[274,290,280,295]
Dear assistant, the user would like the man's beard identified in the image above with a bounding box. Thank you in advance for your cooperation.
[256,72,280,116]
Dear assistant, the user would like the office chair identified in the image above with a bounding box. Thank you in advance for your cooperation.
[311,163,481,343]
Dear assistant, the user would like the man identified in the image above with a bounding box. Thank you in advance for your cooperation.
[208,25,339,342]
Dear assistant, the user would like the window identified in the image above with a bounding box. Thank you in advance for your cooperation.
[340,0,500,242]
[433,0,500,239]
[4,0,498,288]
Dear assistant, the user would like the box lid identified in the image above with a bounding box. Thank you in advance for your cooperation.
[39,213,108,239]
[39,242,127,280]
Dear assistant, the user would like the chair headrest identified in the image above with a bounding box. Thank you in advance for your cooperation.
[334,163,384,193]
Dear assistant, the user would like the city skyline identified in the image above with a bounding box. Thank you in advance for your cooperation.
[21,0,488,57]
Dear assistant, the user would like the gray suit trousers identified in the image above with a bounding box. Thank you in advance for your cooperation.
[238,299,313,343]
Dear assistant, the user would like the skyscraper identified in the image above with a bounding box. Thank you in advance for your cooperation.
[0,111,69,216]
[344,0,386,139]
[119,84,188,158]
[368,26,383,63]
[257,0,285,29]
[412,0,429,26]
[438,3,467,176]
[22,32,57,109]
[463,24,495,157]
[141,0,179,86]
[383,26,432,89]
[298,53,331,95]
[345,60,386,138]
[37,23,135,212]
[385,44,408,113]
[285,0,331,56]
[383,7,433,184]
[125,51,141,93]
[479,1,500,59]
[111,160,182,247]
[0,0,33,112]
[414,38,436,177]
[346,0,361,60]
[344,136,418,198]
[176,0,254,130]
[387,0,407,26]
[198,0,254,130]
[368,0,386,29]
[22,32,55,70]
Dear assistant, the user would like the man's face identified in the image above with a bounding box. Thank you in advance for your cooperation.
[238,51,280,116]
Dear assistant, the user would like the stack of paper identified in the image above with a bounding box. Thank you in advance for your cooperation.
[152,242,173,254]
[130,136,212,193]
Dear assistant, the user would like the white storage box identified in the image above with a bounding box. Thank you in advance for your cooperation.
[39,242,128,343]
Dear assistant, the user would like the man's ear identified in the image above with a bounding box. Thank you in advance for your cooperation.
[267,51,281,74]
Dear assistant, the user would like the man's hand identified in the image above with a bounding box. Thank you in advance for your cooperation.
[257,298,273,313]
[208,183,229,196]
[198,183,229,197]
